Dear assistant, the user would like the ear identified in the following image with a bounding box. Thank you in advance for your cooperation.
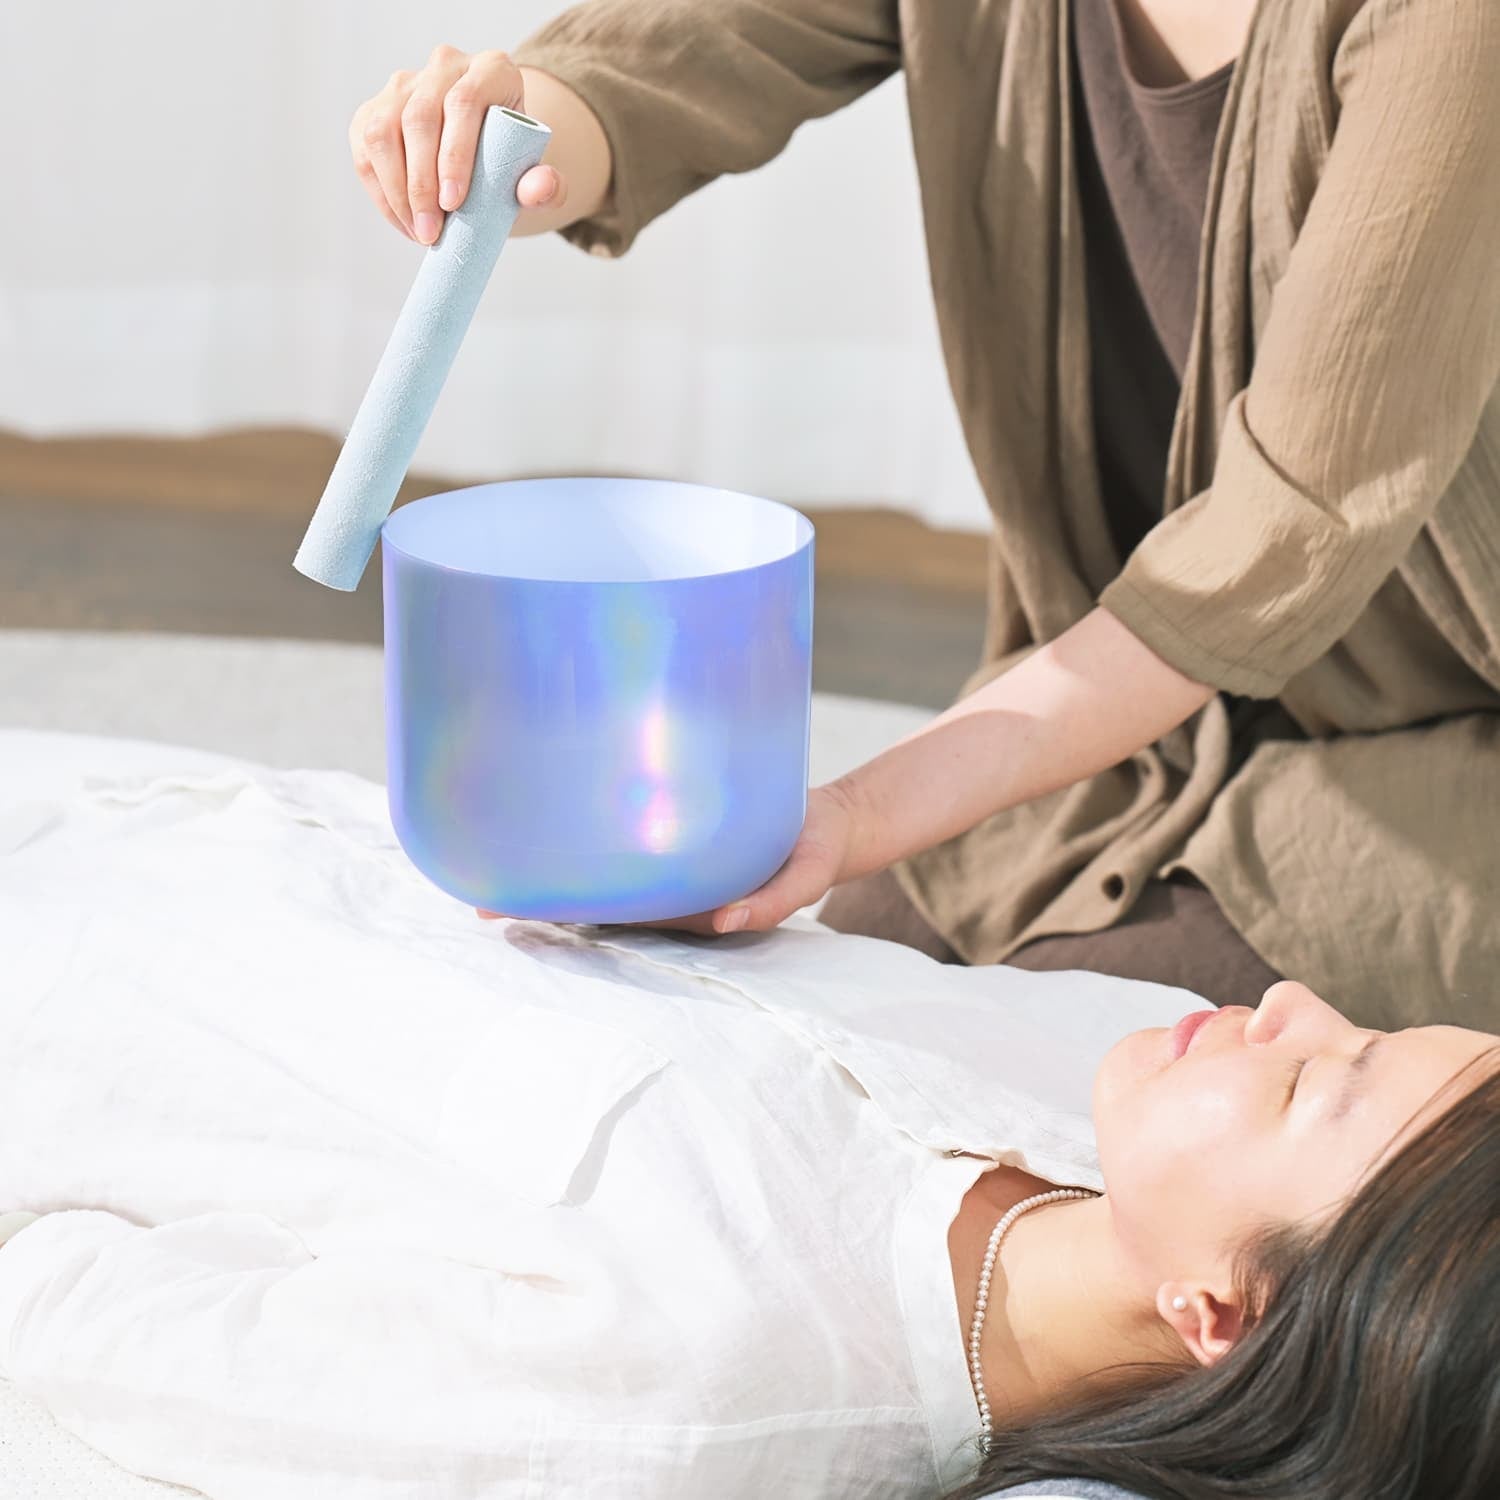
[1155,1282,1247,1367]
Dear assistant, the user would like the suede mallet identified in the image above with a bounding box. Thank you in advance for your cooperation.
[295,106,552,591]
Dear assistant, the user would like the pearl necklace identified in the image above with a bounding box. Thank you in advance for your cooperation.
[967,1186,1100,1442]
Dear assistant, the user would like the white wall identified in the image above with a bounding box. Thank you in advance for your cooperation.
[0,1,989,529]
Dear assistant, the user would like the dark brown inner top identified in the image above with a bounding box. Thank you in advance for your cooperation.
[1072,0,1234,559]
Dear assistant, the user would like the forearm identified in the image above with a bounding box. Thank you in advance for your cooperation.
[832,607,1216,877]
[516,66,613,235]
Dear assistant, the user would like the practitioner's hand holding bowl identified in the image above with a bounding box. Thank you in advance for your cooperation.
[478,781,862,936]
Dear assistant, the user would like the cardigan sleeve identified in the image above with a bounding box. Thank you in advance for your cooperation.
[514,0,902,257]
[1100,0,1500,699]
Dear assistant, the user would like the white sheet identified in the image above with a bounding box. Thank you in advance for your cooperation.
[0,678,931,1500]
[0,732,1198,1498]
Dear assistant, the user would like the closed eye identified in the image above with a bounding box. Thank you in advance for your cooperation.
[1283,1056,1310,1107]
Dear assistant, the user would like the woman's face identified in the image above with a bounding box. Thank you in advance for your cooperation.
[1093,981,1497,1280]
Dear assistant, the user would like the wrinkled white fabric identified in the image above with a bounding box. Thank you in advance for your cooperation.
[0,733,1196,1499]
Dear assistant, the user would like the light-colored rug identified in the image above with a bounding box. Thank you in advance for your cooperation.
[0,628,933,1499]
[0,629,930,788]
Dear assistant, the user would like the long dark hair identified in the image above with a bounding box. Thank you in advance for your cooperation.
[943,1056,1500,1500]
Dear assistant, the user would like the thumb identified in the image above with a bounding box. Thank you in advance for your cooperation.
[517,163,566,210]
[715,839,842,934]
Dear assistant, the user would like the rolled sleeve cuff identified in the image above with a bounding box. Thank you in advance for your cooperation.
[1099,391,1422,700]
[514,41,659,259]
[1099,573,1286,698]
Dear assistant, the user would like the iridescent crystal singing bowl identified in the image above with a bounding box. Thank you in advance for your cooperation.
[381,478,814,922]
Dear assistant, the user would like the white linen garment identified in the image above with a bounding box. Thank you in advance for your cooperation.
[0,734,1195,1499]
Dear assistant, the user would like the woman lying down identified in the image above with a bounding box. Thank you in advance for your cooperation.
[0,740,1495,1500]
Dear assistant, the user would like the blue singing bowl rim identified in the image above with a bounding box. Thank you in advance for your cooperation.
[381,476,815,587]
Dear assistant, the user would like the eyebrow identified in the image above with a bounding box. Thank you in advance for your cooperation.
[1330,1035,1383,1122]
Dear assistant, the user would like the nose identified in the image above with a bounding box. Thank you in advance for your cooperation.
[1244,980,1357,1048]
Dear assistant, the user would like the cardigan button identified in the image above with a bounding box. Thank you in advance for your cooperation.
[1102,874,1126,901]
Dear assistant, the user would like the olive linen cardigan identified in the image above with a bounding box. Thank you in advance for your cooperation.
[516,0,1500,1030]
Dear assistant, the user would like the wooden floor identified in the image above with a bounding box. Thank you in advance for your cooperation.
[0,429,989,708]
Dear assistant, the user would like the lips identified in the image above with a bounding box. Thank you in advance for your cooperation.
[1169,1008,1217,1059]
